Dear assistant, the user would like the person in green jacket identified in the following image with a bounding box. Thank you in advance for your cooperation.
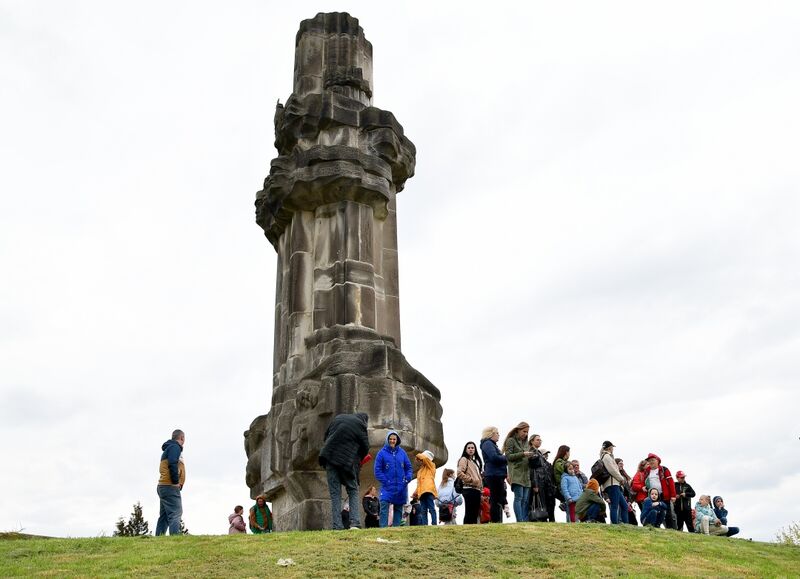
[503,421,532,522]
[249,495,274,533]
[575,479,606,523]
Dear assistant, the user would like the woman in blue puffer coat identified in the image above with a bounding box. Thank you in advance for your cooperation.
[374,430,413,527]
[480,425,509,523]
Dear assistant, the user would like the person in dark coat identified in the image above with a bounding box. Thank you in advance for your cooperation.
[319,412,370,530]
[480,426,509,522]
[674,471,696,532]
[528,435,557,522]
[362,486,380,528]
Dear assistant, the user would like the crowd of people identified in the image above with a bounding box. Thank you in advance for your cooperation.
[314,416,741,536]
[151,421,740,537]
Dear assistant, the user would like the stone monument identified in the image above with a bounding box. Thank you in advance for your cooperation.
[244,12,447,531]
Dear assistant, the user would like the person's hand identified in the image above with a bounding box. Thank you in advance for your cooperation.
[533,487,539,493]
[523,451,532,457]
[670,497,676,503]
[714,520,721,527]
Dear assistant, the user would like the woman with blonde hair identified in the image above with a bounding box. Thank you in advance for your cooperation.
[502,421,532,522]
[480,425,509,522]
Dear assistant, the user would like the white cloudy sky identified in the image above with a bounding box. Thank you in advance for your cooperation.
[1,1,798,541]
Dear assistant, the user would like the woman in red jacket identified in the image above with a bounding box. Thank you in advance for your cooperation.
[631,459,649,507]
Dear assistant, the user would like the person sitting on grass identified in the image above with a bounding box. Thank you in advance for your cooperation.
[695,495,728,536]
[575,479,606,523]
[713,496,740,537]
[641,488,668,527]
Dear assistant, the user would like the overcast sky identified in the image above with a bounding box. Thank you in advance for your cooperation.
[1,1,798,542]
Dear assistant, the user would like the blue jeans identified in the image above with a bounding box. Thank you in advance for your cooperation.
[606,485,628,524]
[583,502,603,522]
[326,466,361,529]
[511,484,530,522]
[642,508,666,527]
[156,485,182,536]
[379,500,404,527]
[418,492,437,525]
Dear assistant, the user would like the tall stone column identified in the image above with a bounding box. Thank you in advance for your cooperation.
[244,12,446,531]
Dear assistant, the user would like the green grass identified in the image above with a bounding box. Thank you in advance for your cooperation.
[1,524,798,578]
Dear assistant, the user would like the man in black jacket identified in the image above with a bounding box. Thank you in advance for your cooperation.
[674,470,696,532]
[319,413,370,529]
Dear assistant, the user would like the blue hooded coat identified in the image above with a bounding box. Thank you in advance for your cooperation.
[374,430,413,505]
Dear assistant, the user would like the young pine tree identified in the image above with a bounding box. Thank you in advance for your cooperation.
[113,502,151,536]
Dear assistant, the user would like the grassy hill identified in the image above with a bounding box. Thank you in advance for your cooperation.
[2,523,798,578]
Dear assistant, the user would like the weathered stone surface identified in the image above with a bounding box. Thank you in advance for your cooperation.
[245,12,446,531]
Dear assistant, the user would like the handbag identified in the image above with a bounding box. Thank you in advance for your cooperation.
[529,492,548,522]
[454,476,464,494]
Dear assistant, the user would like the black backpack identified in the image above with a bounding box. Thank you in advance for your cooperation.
[591,458,611,485]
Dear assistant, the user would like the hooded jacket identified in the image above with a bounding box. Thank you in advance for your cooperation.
[374,430,413,505]
[319,413,370,478]
[228,512,246,534]
[158,439,185,486]
[415,453,438,498]
[712,496,729,525]
[641,495,668,523]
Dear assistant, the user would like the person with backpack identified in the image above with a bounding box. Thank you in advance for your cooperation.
[456,441,483,524]
[674,471,696,532]
[644,452,677,529]
[502,421,533,522]
[615,457,637,525]
[594,441,627,524]
[437,468,462,524]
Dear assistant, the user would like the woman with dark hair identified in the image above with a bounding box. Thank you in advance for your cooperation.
[528,435,557,522]
[502,421,532,522]
[456,441,484,524]
[480,426,509,522]
[553,445,571,517]
[553,445,571,490]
